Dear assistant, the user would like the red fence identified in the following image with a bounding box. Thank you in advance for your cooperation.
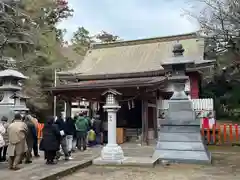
[36,123,240,145]
[201,124,240,145]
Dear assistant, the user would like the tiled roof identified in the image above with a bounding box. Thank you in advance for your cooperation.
[58,32,208,78]
[60,46,84,67]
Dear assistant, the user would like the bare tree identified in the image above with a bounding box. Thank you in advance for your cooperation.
[194,1,240,52]
[186,0,240,78]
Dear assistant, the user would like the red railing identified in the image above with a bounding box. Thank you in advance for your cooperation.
[36,122,240,145]
[201,124,240,145]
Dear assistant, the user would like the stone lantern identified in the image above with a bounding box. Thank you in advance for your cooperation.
[93,89,124,165]
[152,43,211,164]
[0,69,29,120]
[11,91,29,114]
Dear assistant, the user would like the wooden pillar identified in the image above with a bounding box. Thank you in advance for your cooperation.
[153,98,158,139]
[89,101,93,117]
[141,100,149,145]
[66,100,71,118]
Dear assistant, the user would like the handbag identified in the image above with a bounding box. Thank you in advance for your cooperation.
[88,129,96,142]
[39,138,44,151]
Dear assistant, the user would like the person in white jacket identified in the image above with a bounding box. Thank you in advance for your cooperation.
[0,116,8,162]
[0,121,6,149]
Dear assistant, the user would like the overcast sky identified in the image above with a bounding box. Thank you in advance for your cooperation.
[58,0,200,41]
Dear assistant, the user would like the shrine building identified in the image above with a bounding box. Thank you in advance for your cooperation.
[49,32,215,144]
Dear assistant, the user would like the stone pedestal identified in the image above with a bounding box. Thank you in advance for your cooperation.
[153,43,211,164]
[153,84,211,164]
[93,90,125,165]
[152,99,211,164]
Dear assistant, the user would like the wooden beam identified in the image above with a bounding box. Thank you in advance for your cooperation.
[54,87,145,100]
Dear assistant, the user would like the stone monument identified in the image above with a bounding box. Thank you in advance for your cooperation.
[93,89,125,165]
[0,58,29,121]
[152,43,211,164]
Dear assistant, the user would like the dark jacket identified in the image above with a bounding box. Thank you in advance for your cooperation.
[64,117,76,135]
[86,116,92,130]
[73,116,78,138]
[40,117,61,151]
[55,117,65,131]
[93,119,103,134]
[24,116,36,149]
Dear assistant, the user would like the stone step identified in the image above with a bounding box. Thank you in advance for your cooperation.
[155,141,206,151]
[153,149,211,164]
[159,132,203,142]
[160,126,201,133]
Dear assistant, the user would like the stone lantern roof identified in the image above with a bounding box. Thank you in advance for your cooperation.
[0,69,28,79]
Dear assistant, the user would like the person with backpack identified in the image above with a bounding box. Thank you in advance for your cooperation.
[75,112,89,151]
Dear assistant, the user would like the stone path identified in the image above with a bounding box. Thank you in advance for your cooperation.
[0,147,101,180]
[1,143,240,180]
[62,151,240,180]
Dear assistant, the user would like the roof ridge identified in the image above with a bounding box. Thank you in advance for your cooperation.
[91,32,199,49]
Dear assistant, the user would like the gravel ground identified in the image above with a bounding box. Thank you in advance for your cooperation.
[62,152,240,180]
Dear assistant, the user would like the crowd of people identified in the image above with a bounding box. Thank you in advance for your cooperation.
[0,113,40,170]
[40,111,103,164]
[0,111,104,170]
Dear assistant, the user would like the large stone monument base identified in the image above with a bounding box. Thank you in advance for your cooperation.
[153,125,211,164]
[93,144,157,167]
[93,144,124,165]
[153,98,211,164]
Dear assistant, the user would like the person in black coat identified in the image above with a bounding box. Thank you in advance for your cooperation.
[40,116,61,164]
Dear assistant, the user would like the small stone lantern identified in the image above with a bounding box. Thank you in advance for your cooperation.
[11,91,29,115]
[93,89,124,164]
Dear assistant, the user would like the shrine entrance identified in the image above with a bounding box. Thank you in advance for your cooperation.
[50,77,166,145]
